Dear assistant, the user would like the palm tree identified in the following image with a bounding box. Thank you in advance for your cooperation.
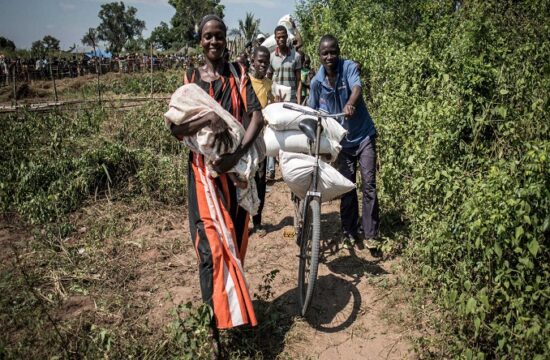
[238,12,260,43]
[228,28,241,38]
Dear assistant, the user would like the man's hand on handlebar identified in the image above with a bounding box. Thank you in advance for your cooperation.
[344,103,356,118]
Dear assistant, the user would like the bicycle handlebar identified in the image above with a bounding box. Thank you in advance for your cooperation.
[282,103,346,118]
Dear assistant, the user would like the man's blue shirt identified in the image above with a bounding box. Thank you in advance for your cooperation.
[308,59,376,148]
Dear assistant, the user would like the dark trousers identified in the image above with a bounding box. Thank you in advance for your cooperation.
[253,159,267,226]
[337,136,379,239]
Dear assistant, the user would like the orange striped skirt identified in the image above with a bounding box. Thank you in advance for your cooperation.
[187,152,257,329]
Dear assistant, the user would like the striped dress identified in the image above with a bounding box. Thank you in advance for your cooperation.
[184,63,261,329]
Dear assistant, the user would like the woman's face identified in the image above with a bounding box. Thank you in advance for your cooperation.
[200,20,227,62]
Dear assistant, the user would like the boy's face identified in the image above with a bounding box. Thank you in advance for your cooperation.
[319,40,339,72]
[253,51,270,78]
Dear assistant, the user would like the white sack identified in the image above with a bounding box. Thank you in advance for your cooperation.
[279,151,356,202]
[263,127,341,161]
[262,102,347,144]
[164,83,261,215]
[271,83,292,102]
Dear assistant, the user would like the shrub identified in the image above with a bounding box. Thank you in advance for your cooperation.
[0,103,186,226]
[298,0,549,356]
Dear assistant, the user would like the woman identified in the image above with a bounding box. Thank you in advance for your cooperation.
[170,15,264,333]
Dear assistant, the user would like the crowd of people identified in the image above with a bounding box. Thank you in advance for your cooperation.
[0,53,194,87]
[166,14,380,357]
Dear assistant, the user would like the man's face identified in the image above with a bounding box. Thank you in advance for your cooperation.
[319,40,339,72]
[275,30,288,49]
[253,51,270,78]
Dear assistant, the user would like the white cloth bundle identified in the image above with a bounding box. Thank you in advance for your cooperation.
[164,83,261,215]
[279,151,356,202]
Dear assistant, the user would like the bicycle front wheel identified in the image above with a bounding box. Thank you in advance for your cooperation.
[297,197,321,316]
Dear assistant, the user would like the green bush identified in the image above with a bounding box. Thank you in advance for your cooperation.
[298,0,549,357]
[79,71,181,96]
[0,102,187,226]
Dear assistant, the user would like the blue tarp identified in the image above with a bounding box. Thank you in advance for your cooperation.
[84,48,112,59]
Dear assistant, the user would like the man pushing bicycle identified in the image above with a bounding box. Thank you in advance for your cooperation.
[308,35,380,250]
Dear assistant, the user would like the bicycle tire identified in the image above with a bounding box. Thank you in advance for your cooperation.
[297,197,321,316]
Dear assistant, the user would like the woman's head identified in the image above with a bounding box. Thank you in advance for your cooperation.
[198,15,227,62]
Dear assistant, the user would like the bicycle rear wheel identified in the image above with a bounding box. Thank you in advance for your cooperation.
[297,197,321,316]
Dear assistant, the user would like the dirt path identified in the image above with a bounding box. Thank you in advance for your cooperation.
[136,173,413,359]
[1,174,414,358]
[245,176,412,359]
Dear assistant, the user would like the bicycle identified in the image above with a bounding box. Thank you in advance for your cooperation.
[281,103,346,316]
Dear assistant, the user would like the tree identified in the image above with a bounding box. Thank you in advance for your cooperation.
[228,28,241,38]
[150,21,174,50]
[30,35,60,57]
[168,0,224,45]
[42,35,60,52]
[238,12,260,43]
[31,40,46,58]
[125,37,148,53]
[0,36,16,51]
[96,1,145,53]
[81,28,99,49]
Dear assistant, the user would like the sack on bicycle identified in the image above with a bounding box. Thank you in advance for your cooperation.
[279,151,355,202]
[262,102,347,142]
[263,126,341,161]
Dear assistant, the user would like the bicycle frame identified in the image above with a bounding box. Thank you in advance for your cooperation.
[282,103,345,316]
[282,103,345,239]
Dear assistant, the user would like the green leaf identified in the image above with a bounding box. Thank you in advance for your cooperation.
[499,89,509,95]
[515,226,524,240]
[466,297,477,314]
[527,239,539,257]
[494,243,502,258]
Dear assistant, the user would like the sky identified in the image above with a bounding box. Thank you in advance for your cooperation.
[0,0,299,50]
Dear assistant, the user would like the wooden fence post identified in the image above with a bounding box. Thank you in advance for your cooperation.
[150,43,153,97]
[12,66,17,107]
[50,61,58,102]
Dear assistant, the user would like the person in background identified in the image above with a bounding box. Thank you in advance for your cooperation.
[266,25,302,179]
[169,15,264,356]
[256,33,266,46]
[300,54,314,105]
[248,45,273,237]
[308,34,380,250]
[237,51,249,70]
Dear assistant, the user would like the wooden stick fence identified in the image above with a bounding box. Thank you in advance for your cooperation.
[0,96,170,114]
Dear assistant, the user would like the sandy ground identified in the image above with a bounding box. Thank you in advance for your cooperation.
[138,172,413,359]
[1,170,415,359]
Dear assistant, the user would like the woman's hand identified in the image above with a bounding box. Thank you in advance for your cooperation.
[211,147,244,174]
[207,112,228,134]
